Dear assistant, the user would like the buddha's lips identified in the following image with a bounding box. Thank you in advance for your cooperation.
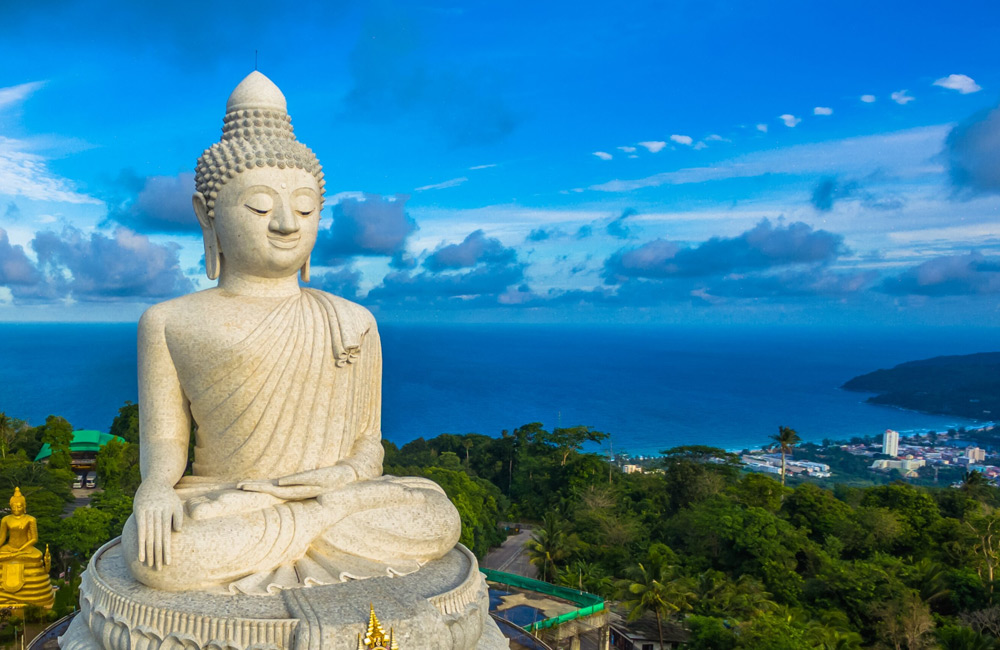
[268,235,301,249]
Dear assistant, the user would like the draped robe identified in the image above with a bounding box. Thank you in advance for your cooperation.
[186,288,382,482]
[124,289,460,595]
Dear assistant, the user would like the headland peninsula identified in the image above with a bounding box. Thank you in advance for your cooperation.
[842,351,1000,420]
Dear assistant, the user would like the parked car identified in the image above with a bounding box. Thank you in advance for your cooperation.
[85,471,97,489]
[73,473,84,489]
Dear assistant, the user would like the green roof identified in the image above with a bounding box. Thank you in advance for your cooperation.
[34,430,126,461]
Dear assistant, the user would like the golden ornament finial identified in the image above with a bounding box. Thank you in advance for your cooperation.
[356,604,399,650]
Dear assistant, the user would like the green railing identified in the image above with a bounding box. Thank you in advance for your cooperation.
[481,568,605,632]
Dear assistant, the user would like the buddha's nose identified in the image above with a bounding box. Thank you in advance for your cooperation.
[269,203,300,235]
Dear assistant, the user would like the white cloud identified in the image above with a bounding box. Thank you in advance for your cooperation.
[891,90,915,105]
[638,141,667,153]
[415,176,468,191]
[590,125,950,192]
[628,154,639,159]
[756,124,768,133]
[593,151,613,161]
[813,106,833,116]
[887,223,1000,246]
[705,134,730,142]
[617,146,637,153]
[670,134,693,146]
[933,74,981,94]
[0,136,100,204]
[860,94,876,103]
[693,142,707,150]
[327,191,367,204]
[0,81,45,111]
[469,163,496,170]
[779,114,802,127]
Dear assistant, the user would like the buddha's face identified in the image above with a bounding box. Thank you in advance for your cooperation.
[10,501,24,516]
[211,167,321,279]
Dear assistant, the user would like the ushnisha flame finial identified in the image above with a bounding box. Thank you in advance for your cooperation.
[9,486,25,509]
[194,71,325,220]
[357,604,399,650]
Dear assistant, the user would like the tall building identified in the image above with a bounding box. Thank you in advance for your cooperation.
[967,447,986,463]
[883,429,899,457]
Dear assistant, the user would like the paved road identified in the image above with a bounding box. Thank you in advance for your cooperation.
[482,526,537,579]
[63,487,94,515]
[485,527,611,650]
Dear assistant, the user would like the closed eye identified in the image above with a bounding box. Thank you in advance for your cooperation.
[245,204,270,216]
[297,209,314,217]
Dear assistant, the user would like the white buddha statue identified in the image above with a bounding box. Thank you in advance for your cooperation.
[121,71,461,595]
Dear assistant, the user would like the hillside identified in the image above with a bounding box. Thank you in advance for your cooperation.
[842,352,1000,420]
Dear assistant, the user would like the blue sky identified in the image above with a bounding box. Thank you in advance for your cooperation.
[1,0,999,325]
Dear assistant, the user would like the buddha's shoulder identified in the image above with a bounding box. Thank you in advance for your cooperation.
[137,290,225,334]
[301,288,377,330]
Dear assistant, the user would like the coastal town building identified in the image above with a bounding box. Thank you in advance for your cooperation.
[741,454,832,478]
[841,427,999,483]
[871,457,926,478]
[883,429,899,457]
[967,447,986,463]
[622,464,642,474]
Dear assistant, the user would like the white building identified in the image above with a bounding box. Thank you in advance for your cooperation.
[883,429,899,457]
[967,447,986,464]
[871,457,925,477]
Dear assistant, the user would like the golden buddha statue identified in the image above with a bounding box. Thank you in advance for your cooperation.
[0,488,55,608]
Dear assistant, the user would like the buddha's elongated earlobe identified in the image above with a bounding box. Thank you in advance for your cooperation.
[204,233,221,281]
[300,256,311,283]
[193,192,221,280]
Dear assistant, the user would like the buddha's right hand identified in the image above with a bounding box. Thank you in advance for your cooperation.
[134,483,184,570]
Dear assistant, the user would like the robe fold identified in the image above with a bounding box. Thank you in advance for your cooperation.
[184,288,383,482]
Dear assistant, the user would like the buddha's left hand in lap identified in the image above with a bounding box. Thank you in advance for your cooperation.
[236,464,357,500]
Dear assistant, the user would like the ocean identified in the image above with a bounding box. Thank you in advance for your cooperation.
[0,322,995,456]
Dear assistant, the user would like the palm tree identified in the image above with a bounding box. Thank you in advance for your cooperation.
[937,625,996,650]
[616,561,695,649]
[693,570,777,619]
[557,560,614,597]
[771,426,801,487]
[462,439,475,467]
[909,558,951,605]
[527,514,578,583]
[962,470,992,503]
[0,412,15,460]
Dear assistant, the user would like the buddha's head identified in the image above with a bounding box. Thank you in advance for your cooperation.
[193,72,326,282]
[9,487,25,516]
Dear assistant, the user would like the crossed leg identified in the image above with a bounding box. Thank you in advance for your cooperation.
[123,476,461,592]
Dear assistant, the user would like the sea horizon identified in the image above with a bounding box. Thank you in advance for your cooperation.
[0,322,993,457]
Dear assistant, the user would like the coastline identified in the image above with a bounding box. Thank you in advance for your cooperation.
[1,323,995,458]
[612,407,994,459]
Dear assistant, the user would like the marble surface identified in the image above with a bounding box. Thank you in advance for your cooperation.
[123,70,461,594]
[59,538,508,650]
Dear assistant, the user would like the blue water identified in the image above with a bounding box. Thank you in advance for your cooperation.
[489,589,548,628]
[0,323,995,455]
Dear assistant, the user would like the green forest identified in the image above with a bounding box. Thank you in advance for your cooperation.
[4,406,1000,648]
